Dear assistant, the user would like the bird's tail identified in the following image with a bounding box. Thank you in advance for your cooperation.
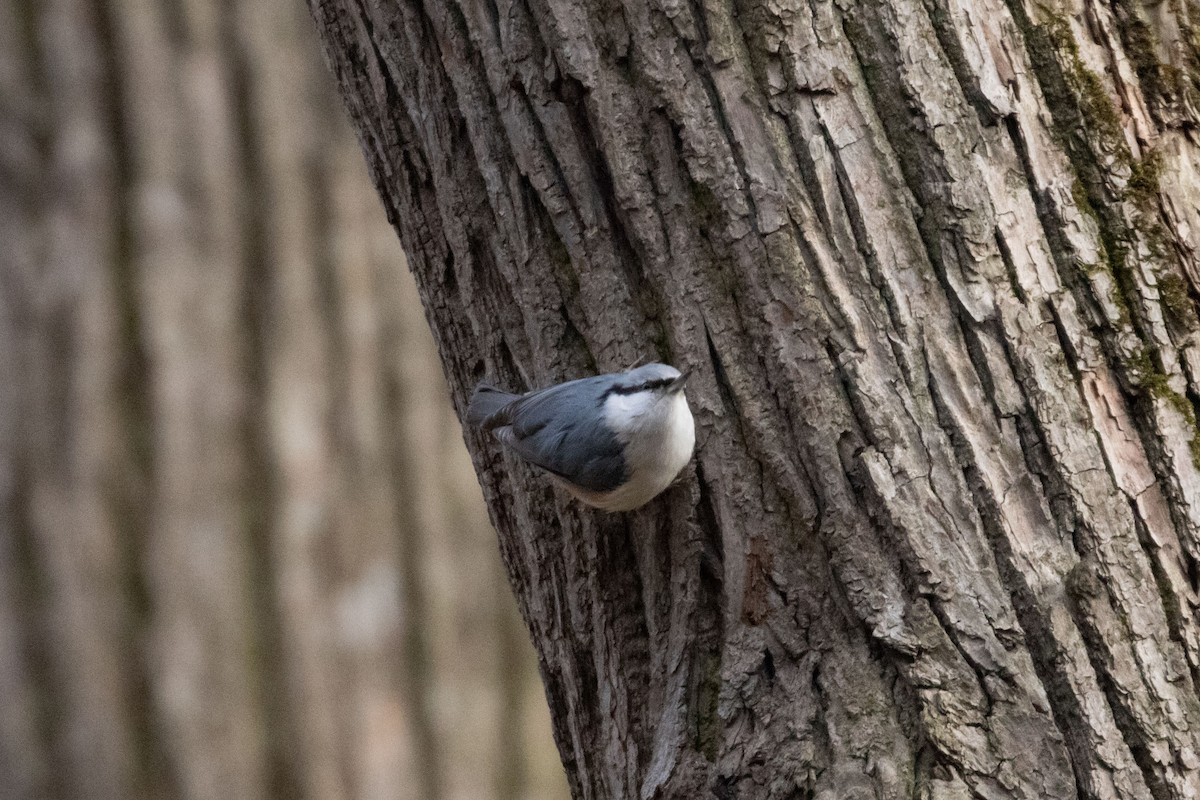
[466,383,520,429]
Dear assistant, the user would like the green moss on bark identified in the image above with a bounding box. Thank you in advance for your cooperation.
[1110,0,1200,126]
[1033,12,1126,165]
[1006,5,1200,470]
[1129,348,1200,469]
[694,650,721,760]
[1158,272,1196,330]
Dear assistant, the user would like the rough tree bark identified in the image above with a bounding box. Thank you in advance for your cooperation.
[0,2,562,799]
[311,0,1200,797]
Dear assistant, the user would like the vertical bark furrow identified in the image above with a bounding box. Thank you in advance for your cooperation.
[20,3,144,797]
[854,0,1200,794]
[922,319,1156,798]
[796,1,1089,777]
[238,4,350,797]
[998,316,1200,798]
[221,4,306,795]
[1009,2,1200,563]
[92,0,180,792]
[0,2,55,794]
[0,490,50,799]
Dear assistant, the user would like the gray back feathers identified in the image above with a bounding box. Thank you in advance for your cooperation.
[466,371,634,492]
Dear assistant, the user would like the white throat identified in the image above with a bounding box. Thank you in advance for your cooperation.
[596,390,695,511]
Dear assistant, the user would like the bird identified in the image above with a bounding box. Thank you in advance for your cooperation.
[467,363,695,511]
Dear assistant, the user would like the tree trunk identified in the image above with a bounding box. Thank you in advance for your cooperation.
[0,2,562,799]
[310,0,1200,797]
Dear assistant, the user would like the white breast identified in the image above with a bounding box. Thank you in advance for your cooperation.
[585,391,695,511]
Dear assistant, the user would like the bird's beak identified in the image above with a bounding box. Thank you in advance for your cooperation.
[667,370,691,393]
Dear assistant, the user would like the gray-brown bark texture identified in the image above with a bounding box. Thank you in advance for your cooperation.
[309,0,1200,798]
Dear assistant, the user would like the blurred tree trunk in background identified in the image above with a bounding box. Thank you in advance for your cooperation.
[311,0,1200,798]
[0,2,566,800]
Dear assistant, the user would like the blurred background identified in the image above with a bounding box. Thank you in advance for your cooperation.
[0,1,566,799]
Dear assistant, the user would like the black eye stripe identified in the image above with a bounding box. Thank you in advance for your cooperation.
[604,377,674,397]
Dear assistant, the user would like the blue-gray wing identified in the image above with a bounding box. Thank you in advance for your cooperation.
[494,377,627,493]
